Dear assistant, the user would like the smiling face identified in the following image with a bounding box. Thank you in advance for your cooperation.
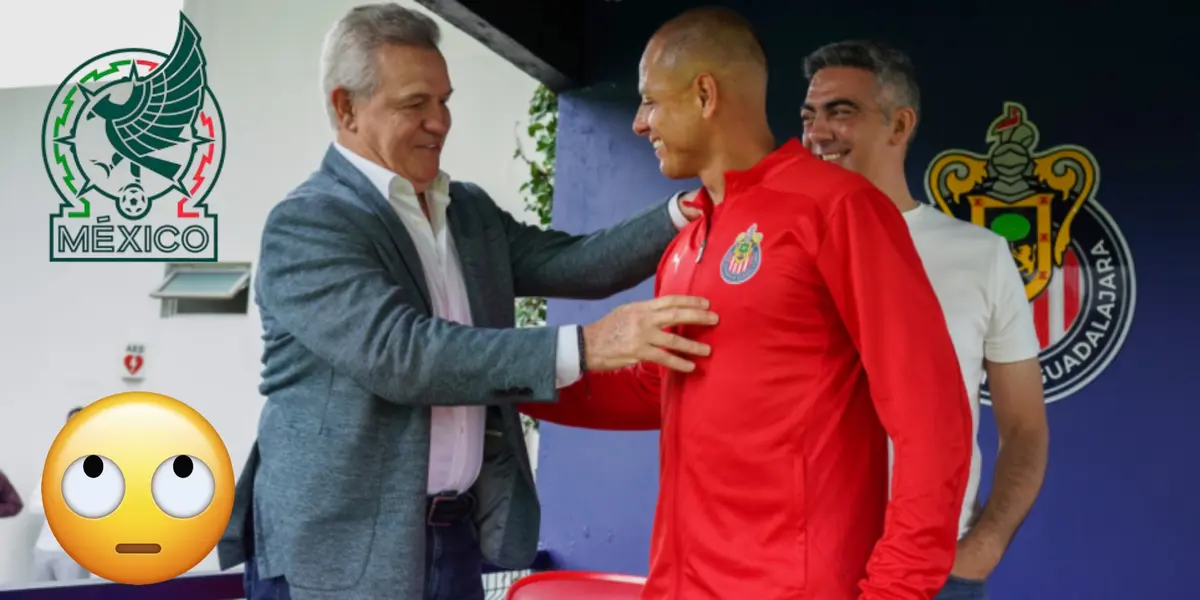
[801,66,907,183]
[346,43,452,191]
[41,392,234,584]
[631,41,712,180]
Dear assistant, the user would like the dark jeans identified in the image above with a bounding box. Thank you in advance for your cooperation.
[424,517,485,600]
[243,519,484,600]
[935,575,989,600]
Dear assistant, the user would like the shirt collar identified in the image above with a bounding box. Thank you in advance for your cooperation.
[689,138,810,216]
[333,142,451,210]
[724,137,808,192]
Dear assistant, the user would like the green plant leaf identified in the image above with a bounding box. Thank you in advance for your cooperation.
[513,84,557,324]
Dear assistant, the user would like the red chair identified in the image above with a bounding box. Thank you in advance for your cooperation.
[506,570,647,600]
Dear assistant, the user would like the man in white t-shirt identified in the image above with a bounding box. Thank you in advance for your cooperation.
[799,40,1050,600]
[30,407,90,582]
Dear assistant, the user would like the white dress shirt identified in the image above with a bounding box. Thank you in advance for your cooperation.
[334,143,688,494]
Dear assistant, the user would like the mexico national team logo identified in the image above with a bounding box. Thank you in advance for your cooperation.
[720,223,764,284]
[42,12,225,261]
[925,102,1135,404]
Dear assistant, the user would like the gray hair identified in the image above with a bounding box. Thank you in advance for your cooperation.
[320,3,442,127]
[802,40,921,139]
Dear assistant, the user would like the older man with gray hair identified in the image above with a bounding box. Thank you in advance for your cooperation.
[218,3,714,600]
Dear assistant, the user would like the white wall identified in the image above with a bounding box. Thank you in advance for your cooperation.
[0,0,538,580]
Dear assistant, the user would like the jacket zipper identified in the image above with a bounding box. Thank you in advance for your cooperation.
[673,213,713,596]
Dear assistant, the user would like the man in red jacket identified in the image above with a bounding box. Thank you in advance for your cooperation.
[522,7,973,600]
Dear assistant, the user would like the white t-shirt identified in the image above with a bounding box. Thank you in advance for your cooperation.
[899,204,1041,539]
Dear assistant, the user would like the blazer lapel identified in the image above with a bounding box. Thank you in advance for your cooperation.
[449,183,536,486]
[320,146,432,312]
[370,201,434,314]
[447,183,490,326]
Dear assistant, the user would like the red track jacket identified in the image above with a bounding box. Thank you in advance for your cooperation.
[523,139,972,599]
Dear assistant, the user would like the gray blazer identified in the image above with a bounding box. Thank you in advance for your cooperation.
[217,145,677,600]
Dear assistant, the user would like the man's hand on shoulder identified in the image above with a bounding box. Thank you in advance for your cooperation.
[582,295,717,373]
[679,189,704,221]
[668,189,705,229]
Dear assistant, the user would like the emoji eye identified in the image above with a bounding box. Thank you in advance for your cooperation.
[61,454,125,518]
[151,455,214,519]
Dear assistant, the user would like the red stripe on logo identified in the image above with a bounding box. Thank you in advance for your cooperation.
[1062,248,1080,332]
[1034,289,1050,349]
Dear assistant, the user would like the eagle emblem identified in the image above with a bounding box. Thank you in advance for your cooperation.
[43,11,225,261]
[55,14,212,220]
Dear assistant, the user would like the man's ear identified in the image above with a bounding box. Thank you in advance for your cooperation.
[694,73,718,119]
[889,106,917,147]
[331,87,357,131]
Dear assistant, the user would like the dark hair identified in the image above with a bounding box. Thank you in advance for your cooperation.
[67,407,83,418]
[803,40,921,137]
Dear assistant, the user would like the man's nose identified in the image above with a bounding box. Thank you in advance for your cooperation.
[632,109,650,137]
[804,115,833,145]
[424,115,449,136]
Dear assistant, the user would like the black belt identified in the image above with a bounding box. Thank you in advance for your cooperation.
[427,491,474,526]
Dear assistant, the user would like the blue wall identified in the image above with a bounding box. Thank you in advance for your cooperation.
[538,6,1198,598]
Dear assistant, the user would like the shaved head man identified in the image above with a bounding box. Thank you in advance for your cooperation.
[524,8,973,600]
[633,8,773,196]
